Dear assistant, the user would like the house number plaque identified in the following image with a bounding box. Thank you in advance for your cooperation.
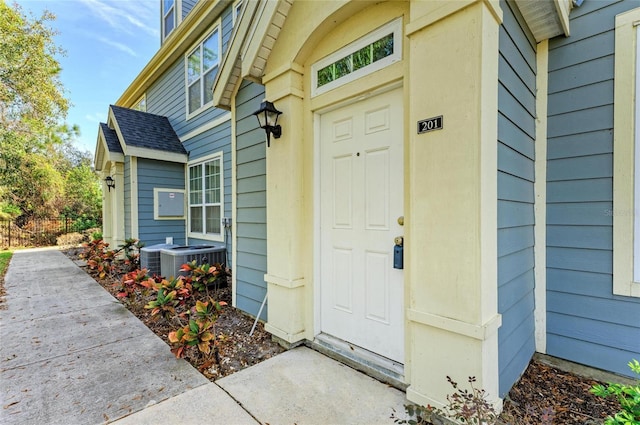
[417,115,443,134]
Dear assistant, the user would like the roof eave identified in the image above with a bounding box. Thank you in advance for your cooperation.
[514,0,572,42]
[241,0,293,81]
[126,146,188,163]
[212,0,261,109]
[95,126,124,172]
[213,0,293,108]
[94,130,105,171]
[117,0,232,109]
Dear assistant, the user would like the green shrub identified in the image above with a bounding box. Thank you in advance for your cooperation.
[591,359,640,425]
[70,215,100,232]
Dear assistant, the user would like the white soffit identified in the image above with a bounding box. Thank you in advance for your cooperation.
[514,0,571,42]
[242,0,293,81]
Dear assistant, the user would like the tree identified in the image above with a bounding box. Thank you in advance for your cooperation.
[0,1,68,136]
[0,2,101,221]
[59,136,102,219]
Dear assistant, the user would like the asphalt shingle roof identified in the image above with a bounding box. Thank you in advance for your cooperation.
[99,123,123,154]
[109,105,186,155]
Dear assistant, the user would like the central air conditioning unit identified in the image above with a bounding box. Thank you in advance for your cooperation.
[140,243,180,276]
[160,244,226,278]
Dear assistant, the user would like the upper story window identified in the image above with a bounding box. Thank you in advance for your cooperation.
[232,0,243,26]
[186,26,221,118]
[162,0,176,40]
[612,7,640,298]
[132,95,146,112]
[311,18,402,97]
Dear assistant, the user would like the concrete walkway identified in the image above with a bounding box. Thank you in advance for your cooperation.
[0,249,407,425]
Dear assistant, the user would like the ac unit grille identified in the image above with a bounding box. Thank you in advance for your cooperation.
[160,245,226,279]
[140,244,179,276]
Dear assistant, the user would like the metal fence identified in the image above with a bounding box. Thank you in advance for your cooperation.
[0,217,102,248]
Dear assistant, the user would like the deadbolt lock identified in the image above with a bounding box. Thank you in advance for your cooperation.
[397,216,404,226]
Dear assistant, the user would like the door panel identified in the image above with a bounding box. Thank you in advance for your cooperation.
[320,87,404,363]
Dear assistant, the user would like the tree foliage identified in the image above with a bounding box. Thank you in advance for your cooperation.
[0,2,101,220]
[0,1,68,135]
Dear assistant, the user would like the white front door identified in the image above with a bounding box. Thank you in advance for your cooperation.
[320,87,404,363]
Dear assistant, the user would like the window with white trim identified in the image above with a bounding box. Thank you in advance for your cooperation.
[132,95,146,112]
[311,17,402,97]
[162,0,176,40]
[232,0,243,26]
[188,154,223,240]
[613,7,640,297]
[186,26,221,117]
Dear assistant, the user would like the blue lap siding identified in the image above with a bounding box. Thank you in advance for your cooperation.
[136,158,186,246]
[137,2,236,257]
[547,0,640,378]
[183,120,233,261]
[182,0,197,19]
[497,0,537,397]
[234,80,268,320]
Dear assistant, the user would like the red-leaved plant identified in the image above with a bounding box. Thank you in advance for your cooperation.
[167,298,226,359]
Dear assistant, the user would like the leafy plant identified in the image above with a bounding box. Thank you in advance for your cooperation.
[168,319,215,359]
[117,238,144,272]
[441,376,498,424]
[81,238,116,278]
[167,297,227,360]
[392,376,503,425]
[80,238,108,260]
[144,287,178,318]
[0,203,21,220]
[159,276,192,304]
[591,359,640,425]
[191,298,226,322]
[180,261,222,294]
[115,268,151,298]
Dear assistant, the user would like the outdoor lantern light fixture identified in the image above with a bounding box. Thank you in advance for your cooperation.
[104,176,115,192]
[252,100,282,147]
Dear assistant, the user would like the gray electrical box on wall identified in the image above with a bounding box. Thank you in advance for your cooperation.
[156,190,185,218]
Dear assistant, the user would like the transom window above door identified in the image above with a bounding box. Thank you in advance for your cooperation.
[311,18,402,97]
[186,26,221,117]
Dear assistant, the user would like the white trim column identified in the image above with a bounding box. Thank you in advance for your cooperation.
[534,40,549,352]
[111,162,125,249]
[101,169,113,245]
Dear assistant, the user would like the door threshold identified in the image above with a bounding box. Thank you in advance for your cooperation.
[309,333,407,391]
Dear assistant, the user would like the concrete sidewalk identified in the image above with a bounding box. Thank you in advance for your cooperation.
[0,249,407,425]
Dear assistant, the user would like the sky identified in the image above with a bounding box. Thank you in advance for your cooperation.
[14,0,160,154]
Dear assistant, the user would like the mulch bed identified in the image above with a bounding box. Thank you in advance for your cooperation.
[63,247,625,424]
[499,360,622,424]
[63,247,283,381]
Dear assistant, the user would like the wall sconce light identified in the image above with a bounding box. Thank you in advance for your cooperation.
[252,100,282,147]
[104,176,116,192]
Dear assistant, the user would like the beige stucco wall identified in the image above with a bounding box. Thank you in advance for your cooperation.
[261,0,503,408]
